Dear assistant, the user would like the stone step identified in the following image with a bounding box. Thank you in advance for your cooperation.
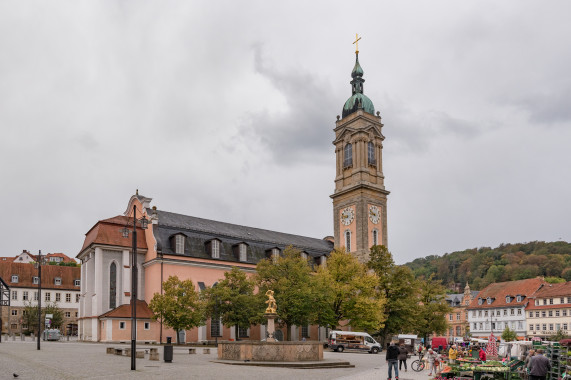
[212,360,354,369]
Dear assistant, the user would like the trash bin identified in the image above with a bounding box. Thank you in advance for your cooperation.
[164,337,173,363]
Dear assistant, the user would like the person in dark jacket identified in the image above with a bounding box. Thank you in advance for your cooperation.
[529,349,551,380]
[398,344,408,371]
[386,342,400,380]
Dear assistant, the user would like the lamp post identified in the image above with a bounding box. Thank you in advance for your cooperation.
[158,251,163,344]
[121,205,148,371]
[34,250,45,350]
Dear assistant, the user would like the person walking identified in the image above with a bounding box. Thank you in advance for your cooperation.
[398,344,408,372]
[386,341,400,380]
[426,348,438,376]
[529,349,551,380]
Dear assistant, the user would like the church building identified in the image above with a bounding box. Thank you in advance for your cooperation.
[77,48,389,343]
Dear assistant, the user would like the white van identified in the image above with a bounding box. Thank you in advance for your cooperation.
[328,331,381,354]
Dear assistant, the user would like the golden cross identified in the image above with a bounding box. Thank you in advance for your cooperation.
[353,33,362,54]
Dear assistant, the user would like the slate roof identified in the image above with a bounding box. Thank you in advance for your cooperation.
[467,277,546,309]
[153,209,334,264]
[446,293,464,306]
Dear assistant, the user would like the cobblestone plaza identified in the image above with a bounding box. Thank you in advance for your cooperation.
[0,340,431,380]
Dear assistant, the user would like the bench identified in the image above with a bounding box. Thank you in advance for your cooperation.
[115,349,123,355]
[136,351,145,358]
[149,351,159,361]
[189,348,196,354]
[106,347,115,354]
[203,348,210,354]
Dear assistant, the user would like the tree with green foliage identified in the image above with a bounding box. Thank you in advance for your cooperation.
[22,301,64,333]
[202,267,265,340]
[255,246,317,341]
[501,326,518,342]
[314,248,385,331]
[414,275,451,342]
[149,275,204,344]
[549,329,568,342]
[368,245,419,345]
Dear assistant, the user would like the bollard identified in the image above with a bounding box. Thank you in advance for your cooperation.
[125,348,131,357]
[164,337,173,363]
[149,352,159,361]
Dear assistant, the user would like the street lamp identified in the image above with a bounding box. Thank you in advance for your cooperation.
[121,205,148,371]
[33,250,45,350]
[158,250,163,345]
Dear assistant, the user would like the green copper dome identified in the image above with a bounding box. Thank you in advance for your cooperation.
[342,53,375,118]
[343,93,375,117]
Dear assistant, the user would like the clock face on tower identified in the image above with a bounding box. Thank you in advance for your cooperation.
[340,207,354,226]
[369,205,381,224]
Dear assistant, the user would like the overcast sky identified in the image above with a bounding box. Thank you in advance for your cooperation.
[1,1,570,265]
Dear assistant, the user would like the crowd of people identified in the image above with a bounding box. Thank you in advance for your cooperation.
[385,341,552,380]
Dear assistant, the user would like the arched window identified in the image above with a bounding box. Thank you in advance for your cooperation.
[343,143,353,168]
[345,230,351,253]
[372,229,379,246]
[367,141,376,165]
[109,262,117,310]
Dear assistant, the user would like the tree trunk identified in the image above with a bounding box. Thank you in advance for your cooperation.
[235,325,239,341]
[286,324,290,341]
[176,329,180,345]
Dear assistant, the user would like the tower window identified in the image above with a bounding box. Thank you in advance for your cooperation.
[109,262,117,310]
[345,230,351,253]
[343,143,353,168]
[368,141,376,165]
[372,229,378,246]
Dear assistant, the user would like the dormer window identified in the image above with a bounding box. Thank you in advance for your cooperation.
[516,295,523,302]
[170,234,186,254]
[506,296,512,303]
[315,255,327,268]
[212,239,220,258]
[478,298,483,305]
[54,277,62,286]
[33,276,39,285]
[11,275,18,283]
[74,279,81,287]
[238,243,247,262]
[268,248,280,263]
[487,297,492,304]
[300,251,308,260]
[205,239,221,259]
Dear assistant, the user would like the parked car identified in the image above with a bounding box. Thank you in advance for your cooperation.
[328,331,381,354]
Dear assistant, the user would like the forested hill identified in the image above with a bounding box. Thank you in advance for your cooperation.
[404,241,571,291]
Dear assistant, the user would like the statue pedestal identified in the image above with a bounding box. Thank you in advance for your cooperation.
[264,313,277,342]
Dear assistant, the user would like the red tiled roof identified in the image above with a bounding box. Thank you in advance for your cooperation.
[529,282,571,298]
[527,303,571,310]
[45,253,74,263]
[79,215,148,254]
[99,300,153,319]
[0,262,80,290]
[467,277,546,309]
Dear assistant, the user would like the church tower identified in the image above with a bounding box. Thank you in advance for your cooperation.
[331,46,389,262]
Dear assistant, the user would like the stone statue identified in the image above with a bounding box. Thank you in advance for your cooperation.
[265,290,277,314]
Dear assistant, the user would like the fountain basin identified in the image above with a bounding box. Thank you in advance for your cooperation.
[218,341,323,362]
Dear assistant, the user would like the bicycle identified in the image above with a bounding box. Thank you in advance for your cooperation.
[411,353,425,372]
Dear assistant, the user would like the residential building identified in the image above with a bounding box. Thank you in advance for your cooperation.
[0,262,81,335]
[467,277,546,339]
[526,281,571,339]
[445,283,479,341]
[78,50,390,343]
